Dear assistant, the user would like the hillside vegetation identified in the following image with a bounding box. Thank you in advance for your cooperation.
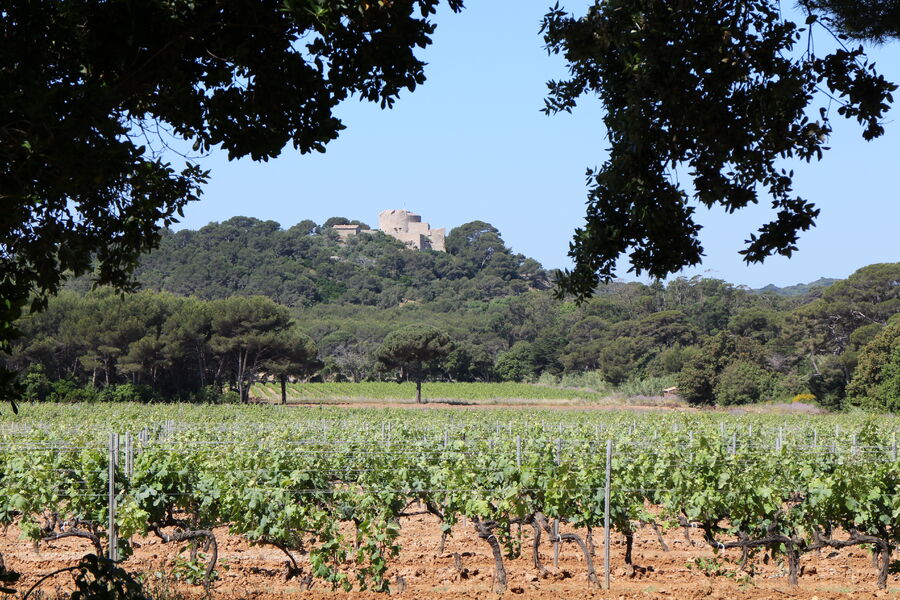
[122,217,550,307]
[12,217,900,411]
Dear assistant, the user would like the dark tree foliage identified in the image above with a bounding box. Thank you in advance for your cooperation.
[541,0,896,299]
[677,332,768,405]
[445,221,540,281]
[846,319,900,412]
[7,260,900,410]
[5,290,314,403]
[806,0,900,42]
[375,324,452,402]
[126,217,546,307]
[0,0,464,403]
[263,329,321,405]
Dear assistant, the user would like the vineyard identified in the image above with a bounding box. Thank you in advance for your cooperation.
[0,403,898,597]
[250,381,609,403]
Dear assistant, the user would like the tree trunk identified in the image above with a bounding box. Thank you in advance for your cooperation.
[474,520,507,594]
[280,377,287,405]
[534,513,598,585]
[624,530,634,565]
[532,522,548,576]
[786,543,799,586]
[416,379,422,403]
[150,527,218,588]
[237,353,245,402]
[878,543,892,589]
[198,346,207,387]
[558,530,598,585]
[652,522,669,551]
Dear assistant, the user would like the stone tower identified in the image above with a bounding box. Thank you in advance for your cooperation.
[378,210,446,252]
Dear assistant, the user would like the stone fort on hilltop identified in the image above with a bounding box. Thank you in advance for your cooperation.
[378,210,445,252]
[331,210,445,252]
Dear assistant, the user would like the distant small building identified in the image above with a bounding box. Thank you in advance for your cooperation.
[378,209,446,252]
[332,224,362,241]
[330,223,377,242]
[663,386,680,398]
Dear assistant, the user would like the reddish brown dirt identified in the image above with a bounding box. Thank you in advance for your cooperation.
[2,513,896,599]
[277,401,691,412]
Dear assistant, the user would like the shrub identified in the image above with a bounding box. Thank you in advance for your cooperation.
[808,354,852,411]
[21,364,51,402]
[617,375,678,397]
[493,342,535,382]
[546,371,614,393]
[47,378,98,403]
[713,361,778,406]
[792,393,817,404]
[846,321,900,413]
[96,384,159,403]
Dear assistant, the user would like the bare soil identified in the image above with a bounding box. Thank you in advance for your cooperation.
[2,512,896,600]
[277,400,692,412]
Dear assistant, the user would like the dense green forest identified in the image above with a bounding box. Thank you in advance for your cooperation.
[8,217,899,411]
[120,216,550,307]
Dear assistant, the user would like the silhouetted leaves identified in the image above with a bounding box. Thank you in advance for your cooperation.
[542,0,896,299]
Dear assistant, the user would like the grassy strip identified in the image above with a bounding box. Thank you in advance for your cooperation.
[251,381,608,403]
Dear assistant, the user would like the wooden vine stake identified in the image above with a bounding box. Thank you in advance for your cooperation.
[108,433,119,562]
[553,438,561,568]
[124,432,133,479]
[604,439,612,590]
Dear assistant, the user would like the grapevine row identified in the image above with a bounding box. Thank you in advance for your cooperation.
[1,412,897,593]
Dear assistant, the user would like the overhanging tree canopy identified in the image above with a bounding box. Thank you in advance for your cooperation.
[806,0,900,42]
[0,0,463,404]
[542,0,896,299]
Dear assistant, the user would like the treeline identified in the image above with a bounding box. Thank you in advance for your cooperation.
[301,263,899,411]
[7,291,319,404]
[17,215,900,412]
[11,264,900,411]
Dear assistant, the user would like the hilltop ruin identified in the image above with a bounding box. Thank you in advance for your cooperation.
[378,210,445,252]
[327,210,446,251]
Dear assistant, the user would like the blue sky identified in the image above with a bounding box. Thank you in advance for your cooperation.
[176,1,900,289]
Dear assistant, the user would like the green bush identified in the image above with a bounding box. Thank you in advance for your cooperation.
[47,378,98,403]
[96,384,159,403]
[617,375,678,397]
[21,364,51,402]
[493,342,535,382]
[774,372,810,402]
[713,361,778,406]
[541,371,614,393]
[846,321,900,413]
[678,358,717,405]
[808,354,852,411]
[646,345,700,376]
[219,389,242,404]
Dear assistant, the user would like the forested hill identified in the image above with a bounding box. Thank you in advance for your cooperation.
[752,277,840,296]
[126,217,550,307]
[31,215,900,412]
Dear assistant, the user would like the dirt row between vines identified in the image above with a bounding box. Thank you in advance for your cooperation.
[2,512,897,599]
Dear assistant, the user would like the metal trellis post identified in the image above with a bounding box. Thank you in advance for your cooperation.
[108,433,118,562]
[604,439,612,590]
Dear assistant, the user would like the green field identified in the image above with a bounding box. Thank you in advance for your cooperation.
[251,381,613,403]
